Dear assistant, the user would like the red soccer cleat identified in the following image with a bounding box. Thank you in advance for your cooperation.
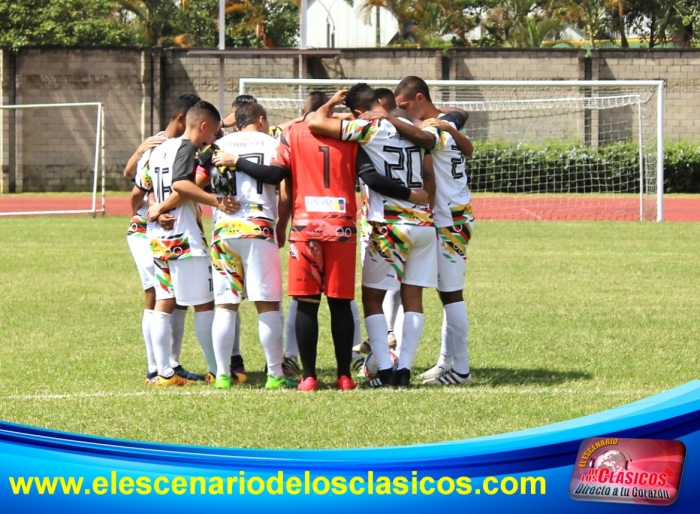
[297,376,319,391]
[335,375,357,391]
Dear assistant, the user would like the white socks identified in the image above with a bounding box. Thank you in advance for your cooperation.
[213,308,237,378]
[382,290,402,333]
[142,309,157,374]
[444,301,470,375]
[259,311,284,378]
[436,310,450,370]
[194,310,217,375]
[150,311,174,377]
[285,298,299,358]
[169,307,187,368]
[365,314,393,370]
[397,312,424,371]
[350,299,362,347]
[230,311,241,358]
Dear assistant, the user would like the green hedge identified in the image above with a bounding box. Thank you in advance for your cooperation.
[465,141,700,194]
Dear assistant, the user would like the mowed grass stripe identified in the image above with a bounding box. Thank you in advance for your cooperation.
[0,216,698,448]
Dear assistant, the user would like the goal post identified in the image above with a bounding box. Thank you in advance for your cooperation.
[239,78,664,221]
[0,101,105,217]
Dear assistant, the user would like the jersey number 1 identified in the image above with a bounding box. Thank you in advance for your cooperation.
[318,146,331,188]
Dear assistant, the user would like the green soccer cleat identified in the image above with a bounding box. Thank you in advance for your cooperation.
[265,374,298,390]
[213,375,232,389]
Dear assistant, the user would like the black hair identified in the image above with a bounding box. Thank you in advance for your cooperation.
[186,100,221,125]
[304,91,329,114]
[394,76,432,103]
[344,83,378,113]
[374,88,395,101]
[235,102,268,130]
[171,93,201,120]
[232,94,257,109]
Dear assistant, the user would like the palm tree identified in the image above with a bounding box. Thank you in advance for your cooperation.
[116,0,182,46]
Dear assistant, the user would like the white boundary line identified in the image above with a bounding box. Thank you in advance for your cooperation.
[2,387,657,401]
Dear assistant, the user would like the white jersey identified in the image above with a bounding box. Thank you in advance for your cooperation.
[135,136,208,261]
[341,118,432,226]
[210,131,280,244]
[423,114,474,228]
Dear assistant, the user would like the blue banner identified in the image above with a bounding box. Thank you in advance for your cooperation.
[1,381,698,512]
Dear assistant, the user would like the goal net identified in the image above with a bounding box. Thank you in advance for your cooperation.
[0,102,105,217]
[239,79,664,221]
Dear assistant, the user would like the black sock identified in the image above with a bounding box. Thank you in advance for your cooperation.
[328,297,354,378]
[295,299,320,379]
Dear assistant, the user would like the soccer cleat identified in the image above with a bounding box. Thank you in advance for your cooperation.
[282,356,301,378]
[423,370,473,387]
[265,374,298,390]
[297,376,319,391]
[173,365,204,382]
[232,371,247,384]
[213,375,232,389]
[418,365,450,381]
[336,375,357,390]
[145,371,158,384]
[351,340,372,354]
[393,368,411,387]
[387,331,397,350]
[366,369,394,388]
[351,354,365,374]
[205,372,216,385]
[230,355,246,375]
[153,374,194,387]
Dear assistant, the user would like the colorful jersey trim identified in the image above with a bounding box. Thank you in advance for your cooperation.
[448,202,475,227]
[213,218,276,243]
[150,234,192,261]
[126,215,147,237]
[367,221,412,282]
[383,204,434,226]
[437,225,471,264]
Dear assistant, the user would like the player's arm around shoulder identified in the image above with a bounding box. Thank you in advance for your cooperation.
[307,89,348,139]
[422,117,473,157]
[422,152,436,209]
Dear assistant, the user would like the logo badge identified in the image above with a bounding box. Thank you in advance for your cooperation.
[569,437,686,506]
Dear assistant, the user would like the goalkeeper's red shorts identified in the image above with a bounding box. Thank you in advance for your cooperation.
[287,240,356,300]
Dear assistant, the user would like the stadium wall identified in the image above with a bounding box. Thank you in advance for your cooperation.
[1,47,700,192]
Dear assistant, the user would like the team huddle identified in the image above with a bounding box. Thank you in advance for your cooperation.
[124,76,475,391]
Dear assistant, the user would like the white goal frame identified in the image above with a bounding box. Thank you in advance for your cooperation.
[0,102,106,217]
[240,78,665,221]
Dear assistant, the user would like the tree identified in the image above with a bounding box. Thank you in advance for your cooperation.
[358,1,440,46]
[625,0,700,48]
[179,0,300,48]
[116,0,183,46]
[0,0,134,50]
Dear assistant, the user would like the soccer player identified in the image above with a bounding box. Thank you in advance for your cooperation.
[308,84,434,387]
[374,88,397,112]
[198,102,295,390]
[141,101,238,386]
[392,76,475,386]
[228,91,420,390]
[221,94,258,131]
[127,93,203,384]
[351,86,402,355]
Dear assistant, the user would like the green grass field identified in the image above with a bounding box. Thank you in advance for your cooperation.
[0,217,698,449]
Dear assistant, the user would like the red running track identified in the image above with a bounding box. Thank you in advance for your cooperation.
[0,195,698,221]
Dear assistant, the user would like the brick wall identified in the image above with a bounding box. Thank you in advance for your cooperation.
[7,48,154,192]
[1,47,698,192]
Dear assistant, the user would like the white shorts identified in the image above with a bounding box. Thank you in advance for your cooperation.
[127,235,155,290]
[211,238,283,305]
[154,256,214,306]
[436,225,471,292]
[362,223,437,291]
